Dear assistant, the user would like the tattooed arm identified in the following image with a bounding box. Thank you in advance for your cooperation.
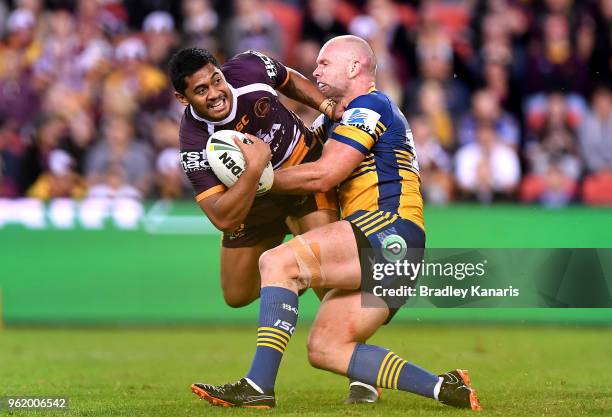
[278,68,338,120]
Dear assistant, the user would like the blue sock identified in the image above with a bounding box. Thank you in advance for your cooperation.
[245,286,298,394]
[347,343,441,398]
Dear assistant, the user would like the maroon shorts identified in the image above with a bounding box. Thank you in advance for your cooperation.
[222,190,336,248]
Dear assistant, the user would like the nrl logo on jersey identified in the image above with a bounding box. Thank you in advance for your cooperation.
[180,150,210,172]
[342,107,381,135]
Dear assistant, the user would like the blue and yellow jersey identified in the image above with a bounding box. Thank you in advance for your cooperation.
[312,89,424,230]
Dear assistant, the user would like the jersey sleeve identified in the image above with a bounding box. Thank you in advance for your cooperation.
[179,118,226,202]
[310,114,334,145]
[231,51,289,89]
[331,94,392,154]
[180,148,226,202]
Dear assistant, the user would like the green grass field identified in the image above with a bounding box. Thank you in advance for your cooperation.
[2,205,611,416]
[1,325,611,417]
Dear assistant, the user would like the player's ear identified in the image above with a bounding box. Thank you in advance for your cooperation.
[348,60,361,79]
[174,91,189,106]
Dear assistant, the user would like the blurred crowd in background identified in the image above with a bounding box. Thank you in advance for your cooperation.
[0,0,610,206]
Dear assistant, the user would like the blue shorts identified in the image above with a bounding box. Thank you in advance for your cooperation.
[346,210,426,323]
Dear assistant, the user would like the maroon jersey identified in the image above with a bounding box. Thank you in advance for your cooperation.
[179,51,322,227]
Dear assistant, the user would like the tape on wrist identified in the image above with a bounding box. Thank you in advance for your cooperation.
[318,98,336,120]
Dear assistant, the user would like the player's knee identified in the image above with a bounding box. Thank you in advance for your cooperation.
[224,295,252,308]
[258,249,279,286]
[306,330,335,370]
[221,285,257,308]
[258,246,296,287]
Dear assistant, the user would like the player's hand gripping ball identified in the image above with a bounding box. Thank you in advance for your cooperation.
[207,130,274,196]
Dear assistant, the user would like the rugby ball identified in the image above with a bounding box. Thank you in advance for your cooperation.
[207,130,273,196]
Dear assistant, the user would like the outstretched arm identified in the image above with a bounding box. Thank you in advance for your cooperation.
[271,139,364,194]
[278,68,338,120]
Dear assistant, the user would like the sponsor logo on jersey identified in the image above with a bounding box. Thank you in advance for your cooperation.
[342,107,381,135]
[346,110,369,125]
[404,128,420,172]
[235,114,250,131]
[247,50,278,80]
[254,97,272,117]
[256,123,282,144]
[180,150,209,173]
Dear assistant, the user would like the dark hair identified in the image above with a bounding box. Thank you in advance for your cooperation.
[168,48,220,94]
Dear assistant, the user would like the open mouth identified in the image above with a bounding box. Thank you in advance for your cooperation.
[208,97,227,113]
[317,82,328,91]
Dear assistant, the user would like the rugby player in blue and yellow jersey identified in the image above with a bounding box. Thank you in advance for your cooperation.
[168,47,379,404]
[191,36,482,411]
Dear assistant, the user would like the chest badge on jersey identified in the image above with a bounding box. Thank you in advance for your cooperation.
[254,97,272,118]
